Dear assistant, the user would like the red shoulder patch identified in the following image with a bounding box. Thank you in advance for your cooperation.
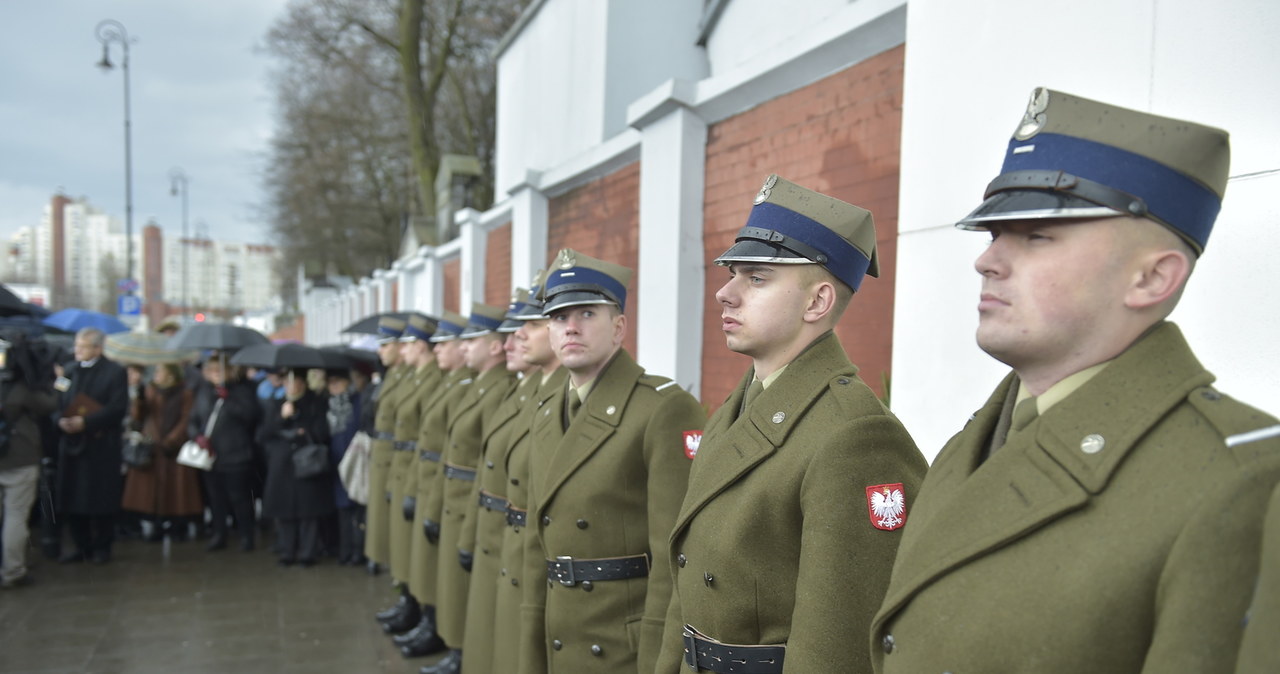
[866,483,906,531]
[683,431,702,459]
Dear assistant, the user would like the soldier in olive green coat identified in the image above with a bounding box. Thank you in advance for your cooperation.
[522,249,704,674]
[658,176,927,674]
[388,317,441,592]
[432,303,518,673]
[871,88,1280,674]
[1237,481,1280,673]
[365,317,408,572]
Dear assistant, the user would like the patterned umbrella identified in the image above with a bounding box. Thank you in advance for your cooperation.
[104,332,200,366]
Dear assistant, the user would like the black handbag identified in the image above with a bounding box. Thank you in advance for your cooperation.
[291,442,329,479]
[122,431,154,468]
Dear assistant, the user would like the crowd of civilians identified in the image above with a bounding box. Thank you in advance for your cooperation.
[0,323,377,589]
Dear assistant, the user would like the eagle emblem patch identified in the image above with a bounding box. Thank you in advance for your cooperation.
[866,483,906,531]
[683,431,702,459]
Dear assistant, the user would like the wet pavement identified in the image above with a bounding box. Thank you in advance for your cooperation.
[0,537,447,673]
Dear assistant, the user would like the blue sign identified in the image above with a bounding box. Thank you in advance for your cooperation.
[117,278,139,293]
[117,294,142,316]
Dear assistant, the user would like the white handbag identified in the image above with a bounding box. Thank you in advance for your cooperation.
[338,431,372,505]
[177,398,222,471]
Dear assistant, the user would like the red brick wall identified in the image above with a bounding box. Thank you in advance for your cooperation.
[443,258,461,314]
[701,45,904,411]
[546,162,641,355]
[485,222,513,306]
[390,280,399,311]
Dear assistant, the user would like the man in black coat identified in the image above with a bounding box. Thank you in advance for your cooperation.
[55,327,128,564]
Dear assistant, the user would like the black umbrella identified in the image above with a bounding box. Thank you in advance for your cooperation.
[320,345,378,370]
[0,285,36,317]
[341,311,413,335]
[229,343,328,370]
[166,323,270,351]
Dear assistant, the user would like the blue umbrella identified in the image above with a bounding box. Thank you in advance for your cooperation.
[43,308,130,334]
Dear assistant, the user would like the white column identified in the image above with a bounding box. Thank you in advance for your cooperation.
[420,248,443,316]
[509,175,550,286]
[630,80,707,395]
[457,208,487,311]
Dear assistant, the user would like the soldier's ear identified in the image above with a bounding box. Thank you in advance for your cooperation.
[1124,247,1191,311]
[801,280,837,325]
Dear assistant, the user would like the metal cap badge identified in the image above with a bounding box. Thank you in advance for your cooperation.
[539,249,633,314]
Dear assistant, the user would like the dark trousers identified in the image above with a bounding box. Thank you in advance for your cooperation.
[204,469,256,544]
[276,517,319,562]
[66,514,114,555]
[338,504,365,562]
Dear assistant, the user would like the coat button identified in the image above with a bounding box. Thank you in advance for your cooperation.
[486,461,494,468]
[576,519,588,529]
[512,578,519,587]
[510,478,520,485]
[677,553,687,568]
[837,377,850,385]
[703,572,714,587]
[542,515,551,526]
[552,639,562,651]
[500,568,507,576]
[1080,434,1105,454]
[590,644,603,656]
[882,633,895,654]
[581,580,593,592]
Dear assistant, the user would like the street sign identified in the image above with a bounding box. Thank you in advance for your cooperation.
[118,294,142,316]
[117,278,139,293]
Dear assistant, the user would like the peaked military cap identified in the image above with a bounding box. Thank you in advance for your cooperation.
[428,311,469,343]
[512,269,549,320]
[459,303,507,338]
[715,174,880,292]
[541,249,633,313]
[398,314,438,342]
[957,87,1231,254]
[376,316,406,344]
[498,288,532,333]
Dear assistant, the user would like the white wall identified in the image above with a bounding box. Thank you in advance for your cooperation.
[893,0,1280,459]
[704,0,858,76]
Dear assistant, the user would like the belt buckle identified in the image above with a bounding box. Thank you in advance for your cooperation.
[682,626,699,671]
[556,555,576,587]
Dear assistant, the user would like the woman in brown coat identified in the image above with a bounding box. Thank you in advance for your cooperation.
[121,363,201,541]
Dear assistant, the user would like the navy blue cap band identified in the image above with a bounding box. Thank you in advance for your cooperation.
[741,201,871,290]
[1001,133,1220,250]
[377,325,402,338]
[545,267,628,310]
[468,313,504,332]
[402,324,432,341]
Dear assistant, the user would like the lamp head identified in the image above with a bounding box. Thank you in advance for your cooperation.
[96,44,113,71]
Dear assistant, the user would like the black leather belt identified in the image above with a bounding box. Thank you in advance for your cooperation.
[479,491,509,512]
[506,507,527,527]
[546,554,649,587]
[393,440,417,451]
[444,465,477,482]
[375,431,395,441]
[682,625,785,674]
[419,449,441,462]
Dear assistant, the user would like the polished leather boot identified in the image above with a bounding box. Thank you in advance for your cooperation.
[375,593,410,622]
[419,649,461,674]
[380,598,421,634]
[392,615,430,646]
[399,620,445,658]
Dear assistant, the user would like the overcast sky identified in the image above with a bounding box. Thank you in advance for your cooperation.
[0,1,291,250]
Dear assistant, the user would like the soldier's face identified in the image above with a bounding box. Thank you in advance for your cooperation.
[433,340,462,370]
[974,219,1132,374]
[517,319,557,368]
[463,336,497,370]
[716,264,811,359]
[548,304,624,378]
[503,333,530,372]
[378,341,400,366]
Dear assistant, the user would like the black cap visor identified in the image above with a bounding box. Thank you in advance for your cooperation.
[957,189,1124,230]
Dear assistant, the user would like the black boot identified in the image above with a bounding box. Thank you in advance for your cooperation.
[375,590,411,622]
[380,597,421,634]
[398,619,445,658]
[393,615,430,646]
[419,649,461,674]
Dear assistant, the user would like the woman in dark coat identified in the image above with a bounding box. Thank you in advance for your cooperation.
[260,369,332,566]
[120,362,200,541]
[326,367,369,565]
[189,358,261,552]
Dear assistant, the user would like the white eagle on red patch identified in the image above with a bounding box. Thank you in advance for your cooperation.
[866,483,906,530]
[683,431,702,459]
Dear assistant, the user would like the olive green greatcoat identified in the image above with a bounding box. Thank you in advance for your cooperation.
[657,332,927,674]
[436,365,517,648]
[497,367,567,674]
[364,364,409,566]
[461,373,539,674]
[1237,481,1280,673]
[522,349,704,674]
[871,322,1280,674]
[408,367,475,603]
[389,364,441,583]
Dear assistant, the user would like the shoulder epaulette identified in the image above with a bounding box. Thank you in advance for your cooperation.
[637,374,680,392]
[1187,386,1280,454]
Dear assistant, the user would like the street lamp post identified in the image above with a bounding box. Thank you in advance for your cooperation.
[169,168,189,319]
[94,19,135,295]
